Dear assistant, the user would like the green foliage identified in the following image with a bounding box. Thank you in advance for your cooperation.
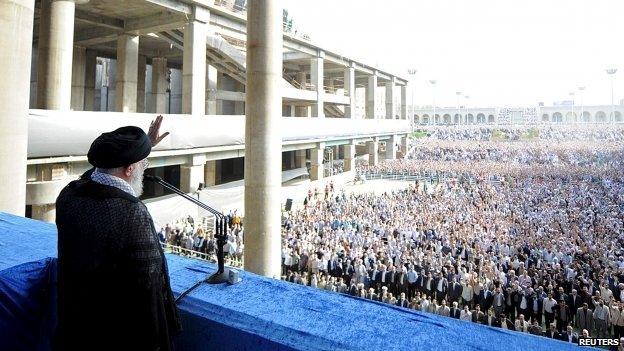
[411,130,429,139]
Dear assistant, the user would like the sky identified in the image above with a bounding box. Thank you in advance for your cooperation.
[283,0,624,108]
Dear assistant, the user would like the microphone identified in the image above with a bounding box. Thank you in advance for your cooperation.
[144,174,232,288]
[144,174,162,182]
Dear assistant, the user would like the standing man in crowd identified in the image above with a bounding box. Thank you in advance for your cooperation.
[56,117,180,350]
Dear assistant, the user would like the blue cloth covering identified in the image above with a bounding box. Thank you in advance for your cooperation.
[0,258,57,351]
[0,212,588,350]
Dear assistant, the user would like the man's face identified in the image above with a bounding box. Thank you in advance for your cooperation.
[127,158,149,196]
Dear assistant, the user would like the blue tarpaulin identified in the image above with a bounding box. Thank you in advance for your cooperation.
[0,212,587,350]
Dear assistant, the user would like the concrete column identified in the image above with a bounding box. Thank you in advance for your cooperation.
[180,155,206,193]
[366,73,377,119]
[205,64,218,114]
[288,151,296,169]
[310,146,324,181]
[137,55,147,113]
[400,85,407,119]
[180,165,205,193]
[234,100,245,115]
[182,8,208,115]
[311,53,324,117]
[216,72,224,114]
[244,0,283,278]
[385,135,397,160]
[367,139,379,166]
[385,78,396,119]
[36,0,75,110]
[31,164,68,222]
[151,57,168,113]
[343,143,356,172]
[70,45,86,111]
[32,204,56,222]
[344,65,356,118]
[401,135,408,155]
[295,149,306,168]
[296,70,306,88]
[115,34,139,112]
[204,160,216,187]
[295,104,308,117]
[0,0,33,216]
[84,49,97,111]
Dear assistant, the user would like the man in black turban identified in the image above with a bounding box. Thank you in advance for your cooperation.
[55,116,180,350]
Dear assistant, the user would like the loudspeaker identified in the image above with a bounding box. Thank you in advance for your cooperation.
[285,198,293,211]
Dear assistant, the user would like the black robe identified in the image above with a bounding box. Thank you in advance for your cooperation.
[55,170,181,350]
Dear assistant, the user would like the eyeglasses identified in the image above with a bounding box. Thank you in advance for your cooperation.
[141,159,150,169]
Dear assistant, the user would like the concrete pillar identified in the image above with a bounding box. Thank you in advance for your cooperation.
[385,78,395,119]
[385,135,397,160]
[295,149,306,168]
[115,34,139,112]
[366,73,377,119]
[367,139,379,166]
[182,8,208,116]
[235,101,245,115]
[295,104,308,117]
[100,59,115,111]
[401,135,408,155]
[344,64,356,118]
[180,165,205,193]
[32,204,56,222]
[204,160,216,187]
[0,0,33,216]
[70,45,86,110]
[343,143,356,172]
[296,70,306,89]
[84,49,97,111]
[180,155,206,193]
[288,151,296,169]
[310,53,324,117]
[401,85,407,119]
[31,164,68,222]
[137,55,147,113]
[205,64,218,114]
[244,0,283,278]
[310,146,324,181]
[216,72,224,114]
[36,0,75,110]
[151,57,168,113]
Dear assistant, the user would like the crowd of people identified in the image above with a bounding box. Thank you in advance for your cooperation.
[419,125,624,142]
[280,127,624,343]
[158,211,244,263]
[159,126,624,344]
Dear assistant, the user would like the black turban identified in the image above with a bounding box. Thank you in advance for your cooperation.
[87,126,152,168]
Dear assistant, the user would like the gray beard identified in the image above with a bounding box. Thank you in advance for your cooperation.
[129,167,144,197]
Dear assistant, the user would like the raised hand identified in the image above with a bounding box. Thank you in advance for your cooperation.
[148,115,170,147]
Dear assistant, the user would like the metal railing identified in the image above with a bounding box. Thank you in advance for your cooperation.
[362,171,506,186]
[161,242,244,268]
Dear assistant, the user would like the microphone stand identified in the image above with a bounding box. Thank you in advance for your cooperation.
[145,174,230,285]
